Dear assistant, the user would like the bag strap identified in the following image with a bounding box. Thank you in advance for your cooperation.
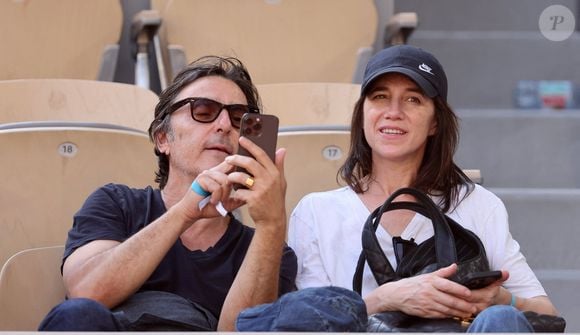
[353,206,382,294]
[353,188,457,294]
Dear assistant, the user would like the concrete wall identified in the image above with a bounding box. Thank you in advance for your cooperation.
[491,188,580,332]
[455,109,580,188]
[454,107,580,331]
[393,0,580,108]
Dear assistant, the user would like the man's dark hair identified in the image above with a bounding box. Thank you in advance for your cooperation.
[338,95,473,212]
[148,56,261,189]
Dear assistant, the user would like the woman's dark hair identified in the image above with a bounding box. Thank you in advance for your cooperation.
[148,56,261,189]
[338,94,473,212]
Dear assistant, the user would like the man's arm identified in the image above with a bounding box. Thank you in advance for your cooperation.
[218,215,287,330]
[63,161,236,309]
[217,140,291,330]
[62,198,199,308]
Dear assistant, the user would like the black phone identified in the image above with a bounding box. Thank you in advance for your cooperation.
[460,270,502,290]
[233,113,279,189]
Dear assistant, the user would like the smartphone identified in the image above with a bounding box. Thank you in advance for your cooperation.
[233,113,279,189]
[460,271,502,290]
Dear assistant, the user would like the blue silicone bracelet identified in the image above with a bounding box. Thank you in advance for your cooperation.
[510,294,517,307]
[191,180,210,197]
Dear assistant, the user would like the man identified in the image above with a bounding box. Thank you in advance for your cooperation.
[39,56,297,331]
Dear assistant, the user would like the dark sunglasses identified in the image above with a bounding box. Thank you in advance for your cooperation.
[169,97,259,129]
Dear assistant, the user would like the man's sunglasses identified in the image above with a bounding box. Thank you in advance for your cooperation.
[169,97,259,129]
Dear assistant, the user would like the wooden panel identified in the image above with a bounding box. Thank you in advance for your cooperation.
[153,0,377,83]
[238,130,350,228]
[257,82,360,127]
[0,0,122,80]
[0,79,158,132]
[0,246,66,331]
[0,127,156,267]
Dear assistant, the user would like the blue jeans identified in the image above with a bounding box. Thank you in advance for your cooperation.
[38,291,217,331]
[468,305,534,332]
[237,287,534,332]
[236,286,368,331]
[38,298,124,331]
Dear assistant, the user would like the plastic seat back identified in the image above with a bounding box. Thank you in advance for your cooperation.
[152,0,377,84]
[0,0,122,80]
[0,245,66,330]
[238,128,350,228]
[0,126,156,267]
[0,79,158,132]
[257,82,360,127]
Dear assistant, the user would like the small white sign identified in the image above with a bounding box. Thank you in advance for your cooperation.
[322,145,343,161]
[58,142,78,158]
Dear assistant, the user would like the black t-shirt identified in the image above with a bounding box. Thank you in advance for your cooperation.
[64,183,297,318]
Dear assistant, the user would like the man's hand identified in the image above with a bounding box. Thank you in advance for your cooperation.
[177,160,245,222]
[225,136,287,228]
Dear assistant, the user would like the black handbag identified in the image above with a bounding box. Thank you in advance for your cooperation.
[353,187,491,293]
[366,310,470,332]
[352,187,489,332]
[352,187,566,332]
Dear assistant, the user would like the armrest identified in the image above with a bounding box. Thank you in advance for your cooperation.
[383,12,418,46]
[131,9,162,53]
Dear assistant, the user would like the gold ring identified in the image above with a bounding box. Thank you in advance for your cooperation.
[244,177,255,188]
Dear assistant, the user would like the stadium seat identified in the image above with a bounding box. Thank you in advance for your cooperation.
[0,0,122,81]
[383,12,419,45]
[237,126,483,228]
[0,124,156,267]
[150,0,377,85]
[237,127,349,228]
[257,82,360,127]
[463,169,482,185]
[0,79,158,132]
[279,127,351,217]
[0,245,66,331]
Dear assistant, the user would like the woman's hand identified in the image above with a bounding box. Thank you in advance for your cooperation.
[365,264,477,319]
[464,270,510,314]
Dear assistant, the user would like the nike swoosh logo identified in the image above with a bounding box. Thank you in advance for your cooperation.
[418,63,434,75]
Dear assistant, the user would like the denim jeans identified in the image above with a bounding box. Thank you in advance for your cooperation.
[467,305,534,332]
[237,287,534,332]
[236,286,368,331]
[38,298,124,331]
[38,291,217,331]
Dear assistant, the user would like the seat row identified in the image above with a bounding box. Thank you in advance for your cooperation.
[0,79,360,130]
[5,79,580,190]
[1,0,414,92]
[2,84,580,330]
[2,79,579,260]
[0,78,361,267]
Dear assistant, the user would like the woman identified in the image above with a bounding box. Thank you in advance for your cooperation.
[287,45,558,332]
